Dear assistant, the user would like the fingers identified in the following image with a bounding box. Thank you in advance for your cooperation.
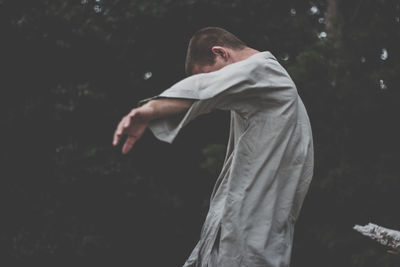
[123,109,138,129]
[113,116,129,146]
[113,121,122,146]
[127,109,139,124]
[122,136,137,154]
[112,109,140,147]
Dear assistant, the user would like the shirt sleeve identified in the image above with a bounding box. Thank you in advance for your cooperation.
[140,51,296,143]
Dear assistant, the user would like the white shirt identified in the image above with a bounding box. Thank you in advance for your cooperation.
[143,51,314,267]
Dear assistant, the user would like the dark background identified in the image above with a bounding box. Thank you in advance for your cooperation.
[1,0,400,266]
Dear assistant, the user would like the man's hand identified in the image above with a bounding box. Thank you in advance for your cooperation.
[112,98,193,154]
[112,104,154,154]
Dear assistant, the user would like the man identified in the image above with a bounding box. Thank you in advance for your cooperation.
[113,27,314,267]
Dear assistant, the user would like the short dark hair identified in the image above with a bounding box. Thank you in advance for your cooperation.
[185,27,246,76]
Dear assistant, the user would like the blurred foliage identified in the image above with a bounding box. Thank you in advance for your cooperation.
[1,0,400,266]
[200,144,226,178]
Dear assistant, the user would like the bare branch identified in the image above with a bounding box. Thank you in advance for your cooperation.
[354,223,400,254]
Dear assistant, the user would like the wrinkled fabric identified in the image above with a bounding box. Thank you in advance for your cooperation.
[142,52,314,267]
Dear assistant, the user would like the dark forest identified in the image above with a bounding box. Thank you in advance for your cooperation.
[1,0,400,266]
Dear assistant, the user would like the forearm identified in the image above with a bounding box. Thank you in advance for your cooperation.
[142,98,193,121]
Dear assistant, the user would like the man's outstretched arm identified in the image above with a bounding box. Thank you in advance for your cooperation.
[112,98,193,154]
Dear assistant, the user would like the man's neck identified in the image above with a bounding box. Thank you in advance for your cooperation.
[232,47,260,63]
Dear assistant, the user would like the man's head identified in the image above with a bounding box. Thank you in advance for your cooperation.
[185,27,247,76]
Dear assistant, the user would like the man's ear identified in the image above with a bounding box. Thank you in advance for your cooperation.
[211,46,229,61]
